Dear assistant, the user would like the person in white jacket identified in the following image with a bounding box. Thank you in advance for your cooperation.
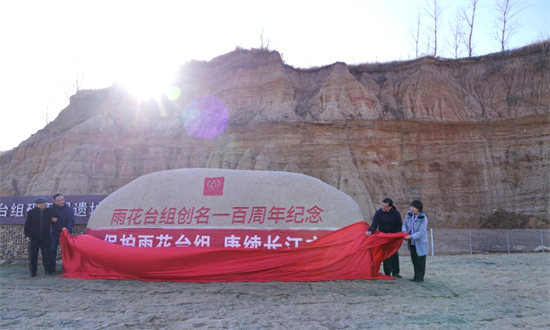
[402,200,428,282]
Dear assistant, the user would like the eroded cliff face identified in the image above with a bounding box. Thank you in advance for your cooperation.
[1,44,548,228]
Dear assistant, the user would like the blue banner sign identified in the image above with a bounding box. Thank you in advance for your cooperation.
[0,195,107,225]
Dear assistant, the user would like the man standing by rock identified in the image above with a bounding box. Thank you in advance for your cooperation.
[365,198,403,278]
[24,197,57,277]
[49,194,75,273]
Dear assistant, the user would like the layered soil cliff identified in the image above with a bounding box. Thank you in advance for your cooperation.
[1,43,548,228]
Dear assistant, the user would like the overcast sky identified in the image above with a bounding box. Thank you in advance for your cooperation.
[0,0,548,151]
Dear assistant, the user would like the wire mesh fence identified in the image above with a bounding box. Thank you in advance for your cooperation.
[398,229,550,255]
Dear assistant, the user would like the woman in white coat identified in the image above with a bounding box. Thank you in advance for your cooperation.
[402,200,428,282]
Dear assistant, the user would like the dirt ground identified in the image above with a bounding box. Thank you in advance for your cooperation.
[1,253,549,329]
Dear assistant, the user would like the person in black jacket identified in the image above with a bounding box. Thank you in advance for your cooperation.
[49,194,75,272]
[365,198,403,278]
[24,197,57,277]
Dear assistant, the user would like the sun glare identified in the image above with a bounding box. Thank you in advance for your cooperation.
[119,65,177,100]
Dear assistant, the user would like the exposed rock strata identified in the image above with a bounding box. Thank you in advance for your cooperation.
[1,44,548,228]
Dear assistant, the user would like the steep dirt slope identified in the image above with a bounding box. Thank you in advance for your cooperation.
[1,44,548,228]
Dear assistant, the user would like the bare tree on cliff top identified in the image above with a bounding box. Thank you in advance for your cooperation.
[448,11,464,59]
[425,0,445,56]
[461,0,479,57]
[62,62,84,98]
[494,0,526,52]
[410,8,423,58]
[259,27,270,50]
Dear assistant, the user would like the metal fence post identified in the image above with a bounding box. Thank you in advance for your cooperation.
[506,230,510,254]
[431,228,434,256]
[469,231,472,255]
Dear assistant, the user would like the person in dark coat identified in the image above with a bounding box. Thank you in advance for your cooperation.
[365,198,403,278]
[49,194,75,272]
[24,197,57,276]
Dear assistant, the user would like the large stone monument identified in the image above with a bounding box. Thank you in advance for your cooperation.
[86,168,364,249]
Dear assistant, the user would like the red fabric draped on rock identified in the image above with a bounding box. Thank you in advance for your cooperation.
[60,222,407,282]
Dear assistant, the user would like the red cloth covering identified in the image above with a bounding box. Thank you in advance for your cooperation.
[60,222,407,282]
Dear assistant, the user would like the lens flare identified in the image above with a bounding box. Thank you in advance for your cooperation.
[180,96,228,140]
[166,86,181,101]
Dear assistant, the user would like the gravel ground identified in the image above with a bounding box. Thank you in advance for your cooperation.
[1,253,549,329]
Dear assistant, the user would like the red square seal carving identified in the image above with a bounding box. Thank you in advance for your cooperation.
[204,177,225,196]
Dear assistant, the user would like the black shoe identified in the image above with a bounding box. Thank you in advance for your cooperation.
[393,274,402,278]
[410,278,423,282]
[29,274,37,277]
[45,271,53,276]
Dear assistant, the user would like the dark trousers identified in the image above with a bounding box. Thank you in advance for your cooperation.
[410,245,426,281]
[29,238,52,275]
[50,233,60,271]
[383,252,400,276]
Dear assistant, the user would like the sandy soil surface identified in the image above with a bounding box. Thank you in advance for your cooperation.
[1,253,549,329]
